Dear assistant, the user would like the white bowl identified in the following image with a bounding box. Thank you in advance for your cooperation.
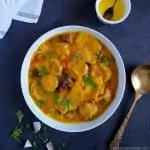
[95,0,131,25]
[21,26,126,132]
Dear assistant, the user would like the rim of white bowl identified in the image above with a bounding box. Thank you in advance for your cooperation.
[95,0,131,24]
[21,25,126,132]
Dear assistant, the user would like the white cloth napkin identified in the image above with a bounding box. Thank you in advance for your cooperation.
[0,0,44,39]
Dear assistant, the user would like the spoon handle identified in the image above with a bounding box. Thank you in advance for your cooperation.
[112,0,118,7]
[109,93,142,150]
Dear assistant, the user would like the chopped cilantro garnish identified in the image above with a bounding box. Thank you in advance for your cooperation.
[96,50,102,60]
[108,56,115,61]
[62,142,66,147]
[99,57,109,66]
[52,93,70,109]
[33,141,37,147]
[43,139,49,144]
[11,126,23,142]
[72,51,82,59]
[16,110,24,123]
[73,52,79,57]
[37,100,45,107]
[99,56,114,66]
[44,52,53,59]
[53,93,61,104]
[39,66,47,76]
[96,50,114,66]
[100,59,109,66]
[47,92,61,104]
[42,124,47,132]
[83,75,97,88]
[11,110,53,148]
[48,92,70,110]
[61,99,69,109]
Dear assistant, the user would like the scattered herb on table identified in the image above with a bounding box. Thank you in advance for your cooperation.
[83,75,97,88]
[11,126,23,142]
[16,110,24,123]
[42,123,47,133]
[26,123,30,129]
[62,142,66,147]
[33,141,37,148]
[72,51,83,60]
[11,110,54,149]
[43,138,49,144]
[59,142,66,150]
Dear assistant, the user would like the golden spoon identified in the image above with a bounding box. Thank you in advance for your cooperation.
[109,65,150,150]
[103,0,118,20]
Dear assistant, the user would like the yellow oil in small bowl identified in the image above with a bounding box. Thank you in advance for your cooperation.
[98,0,125,21]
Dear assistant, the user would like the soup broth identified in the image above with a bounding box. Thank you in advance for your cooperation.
[29,32,118,123]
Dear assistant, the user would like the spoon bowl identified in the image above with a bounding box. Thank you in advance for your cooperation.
[103,0,118,20]
[131,65,150,94]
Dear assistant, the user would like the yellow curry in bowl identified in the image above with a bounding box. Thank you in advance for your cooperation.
[29,31,118,123]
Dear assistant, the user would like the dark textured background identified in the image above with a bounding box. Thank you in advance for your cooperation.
[0,0,150,149]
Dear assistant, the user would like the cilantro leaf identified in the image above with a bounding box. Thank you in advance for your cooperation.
[62,142,66,147]
[49,92,70,110]
[37,99,45,107]
[16,110,24,123]
[26,123,30,129]
[42,123,47,132]
[61,99,69,109]
[99,56,114,66]
[72,51,83,59]
[43,139,49,144]
[11,126,23,142]
[53,93,61,104]
[44,52,53,59]
[33,141,36,147]
[39,66,47,76]
[83,75,97,88]
[100,59,109,66]
[96,50,114,66]
[47,92,62,104]
[96,50,102,60]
